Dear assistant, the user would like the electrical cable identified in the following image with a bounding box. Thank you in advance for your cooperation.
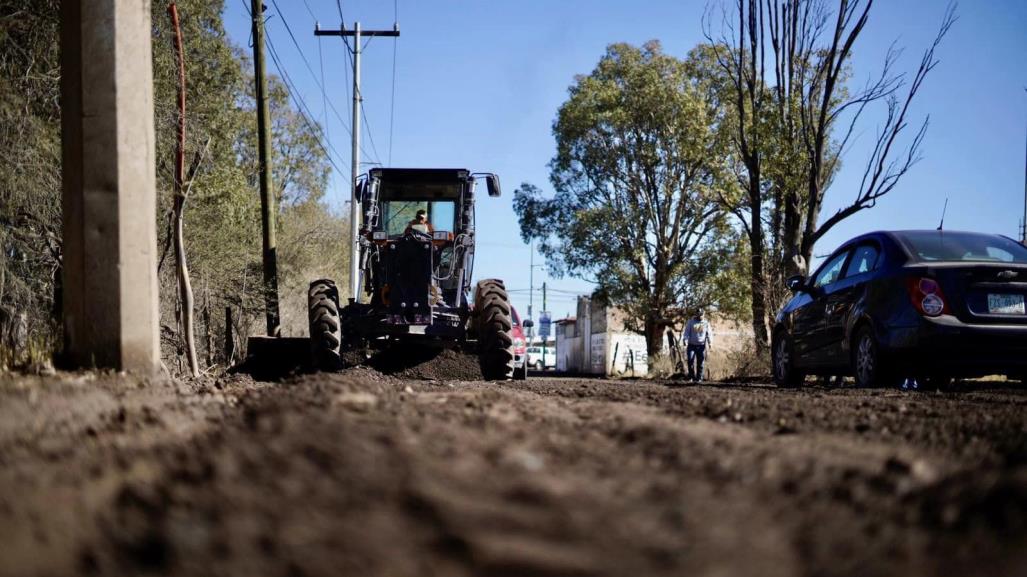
[317,35,328,144]
[387,0,398,166]
[264,32,349,177]
[267,0,351,138]
[240,0,347,176]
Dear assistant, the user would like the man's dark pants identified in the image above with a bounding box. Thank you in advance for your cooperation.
[687,343,707,382]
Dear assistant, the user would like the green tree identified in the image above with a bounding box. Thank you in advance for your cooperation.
[515,41,741,358]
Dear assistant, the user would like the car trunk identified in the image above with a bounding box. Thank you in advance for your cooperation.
[921,262,1027,325]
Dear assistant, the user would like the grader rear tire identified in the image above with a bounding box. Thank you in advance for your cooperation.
[475,279,514,380]
[308,280,343,371]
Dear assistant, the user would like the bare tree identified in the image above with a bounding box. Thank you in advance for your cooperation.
[705,0,956,351]
[798,1,957,259]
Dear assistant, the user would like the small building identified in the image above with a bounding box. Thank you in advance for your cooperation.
[555,296,648,377]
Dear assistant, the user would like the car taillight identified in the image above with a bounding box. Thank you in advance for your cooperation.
[906,276,950,317]
[513,337,525,349]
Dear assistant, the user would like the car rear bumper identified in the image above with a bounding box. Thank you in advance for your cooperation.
[881,315,1027,375]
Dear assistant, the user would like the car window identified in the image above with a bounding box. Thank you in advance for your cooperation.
[813,251,850,288]
[844,244,880,278]
[897,231,1027,263]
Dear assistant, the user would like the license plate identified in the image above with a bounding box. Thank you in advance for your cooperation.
[987,293,1025,315]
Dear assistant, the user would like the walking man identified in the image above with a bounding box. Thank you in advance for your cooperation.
[683,308,712,382]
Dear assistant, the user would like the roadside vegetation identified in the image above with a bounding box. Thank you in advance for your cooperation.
[0,0,347,373]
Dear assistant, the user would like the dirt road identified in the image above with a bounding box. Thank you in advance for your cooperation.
[1,365,1025,577]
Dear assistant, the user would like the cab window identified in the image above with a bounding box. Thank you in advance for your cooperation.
[813,251,850,289]
[381,200,456,238]
[844,244,880,278]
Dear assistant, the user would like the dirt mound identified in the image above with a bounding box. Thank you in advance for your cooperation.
[365,345,483,381]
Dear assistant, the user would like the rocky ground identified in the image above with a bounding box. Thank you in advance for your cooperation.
[1,353,1025,577]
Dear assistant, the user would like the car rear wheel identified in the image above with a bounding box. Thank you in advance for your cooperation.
[852,326,899,388]
[534,360,543,371]
[772,331,805,387]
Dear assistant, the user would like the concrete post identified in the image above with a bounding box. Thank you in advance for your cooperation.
[60,0,159,373]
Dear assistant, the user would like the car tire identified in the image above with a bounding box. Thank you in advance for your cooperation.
[772,330,805,387]
[852,326,899,388]
[534,361,543,371]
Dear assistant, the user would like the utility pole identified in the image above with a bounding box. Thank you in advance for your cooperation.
[1022,88,1026,245]
[528,240,544,344]
[250,0,280,335]
[541,281,547,368]
[316,21,399,302]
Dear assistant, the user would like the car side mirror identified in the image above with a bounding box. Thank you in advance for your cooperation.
[786,274,807,293]
[522,319,534,329]
[486,174,501,197]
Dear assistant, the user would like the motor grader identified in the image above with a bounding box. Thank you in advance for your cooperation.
[306,168,524,380]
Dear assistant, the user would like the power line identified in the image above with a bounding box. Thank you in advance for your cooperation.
[268,0,384,168]
[335,0,347,30]
[317,35,328,144]
[328,0,386,167]
[267,0,351,137]
[239,0,348,174]
[361,102,382,165]
[299,0,317,21]
[264,31,349,177]
[388,0,398,166]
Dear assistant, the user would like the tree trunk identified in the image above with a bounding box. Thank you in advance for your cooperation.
[173,202,198,376]
[644,312,665,363]
[202,287,213,367]
[224,306,234,364]
[748,199,770,352]
[169,3,199,378]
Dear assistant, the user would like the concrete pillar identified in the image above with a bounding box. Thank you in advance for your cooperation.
[60,0,159,373]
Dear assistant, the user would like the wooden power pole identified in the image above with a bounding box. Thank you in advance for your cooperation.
[315,21,399,302]
[250,0,281,335]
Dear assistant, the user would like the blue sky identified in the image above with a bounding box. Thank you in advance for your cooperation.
[223,0,1027,323]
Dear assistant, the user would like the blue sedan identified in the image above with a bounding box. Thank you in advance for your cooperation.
[772,230,1027,388]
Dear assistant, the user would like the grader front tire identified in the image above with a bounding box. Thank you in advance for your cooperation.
[308,280,343,371]
[475,280,515,381]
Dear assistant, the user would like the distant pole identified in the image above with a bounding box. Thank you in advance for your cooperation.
[541,281,547,367]
[1022,88,1026,244]
[315,21,400,302]
[350,22,361,301]
[528,241,534,342]
[250,0,280,335]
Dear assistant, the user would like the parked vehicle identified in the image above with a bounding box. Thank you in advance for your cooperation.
[526,345,556,370]
[511,307,528,380]
[772,230,1027,388]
